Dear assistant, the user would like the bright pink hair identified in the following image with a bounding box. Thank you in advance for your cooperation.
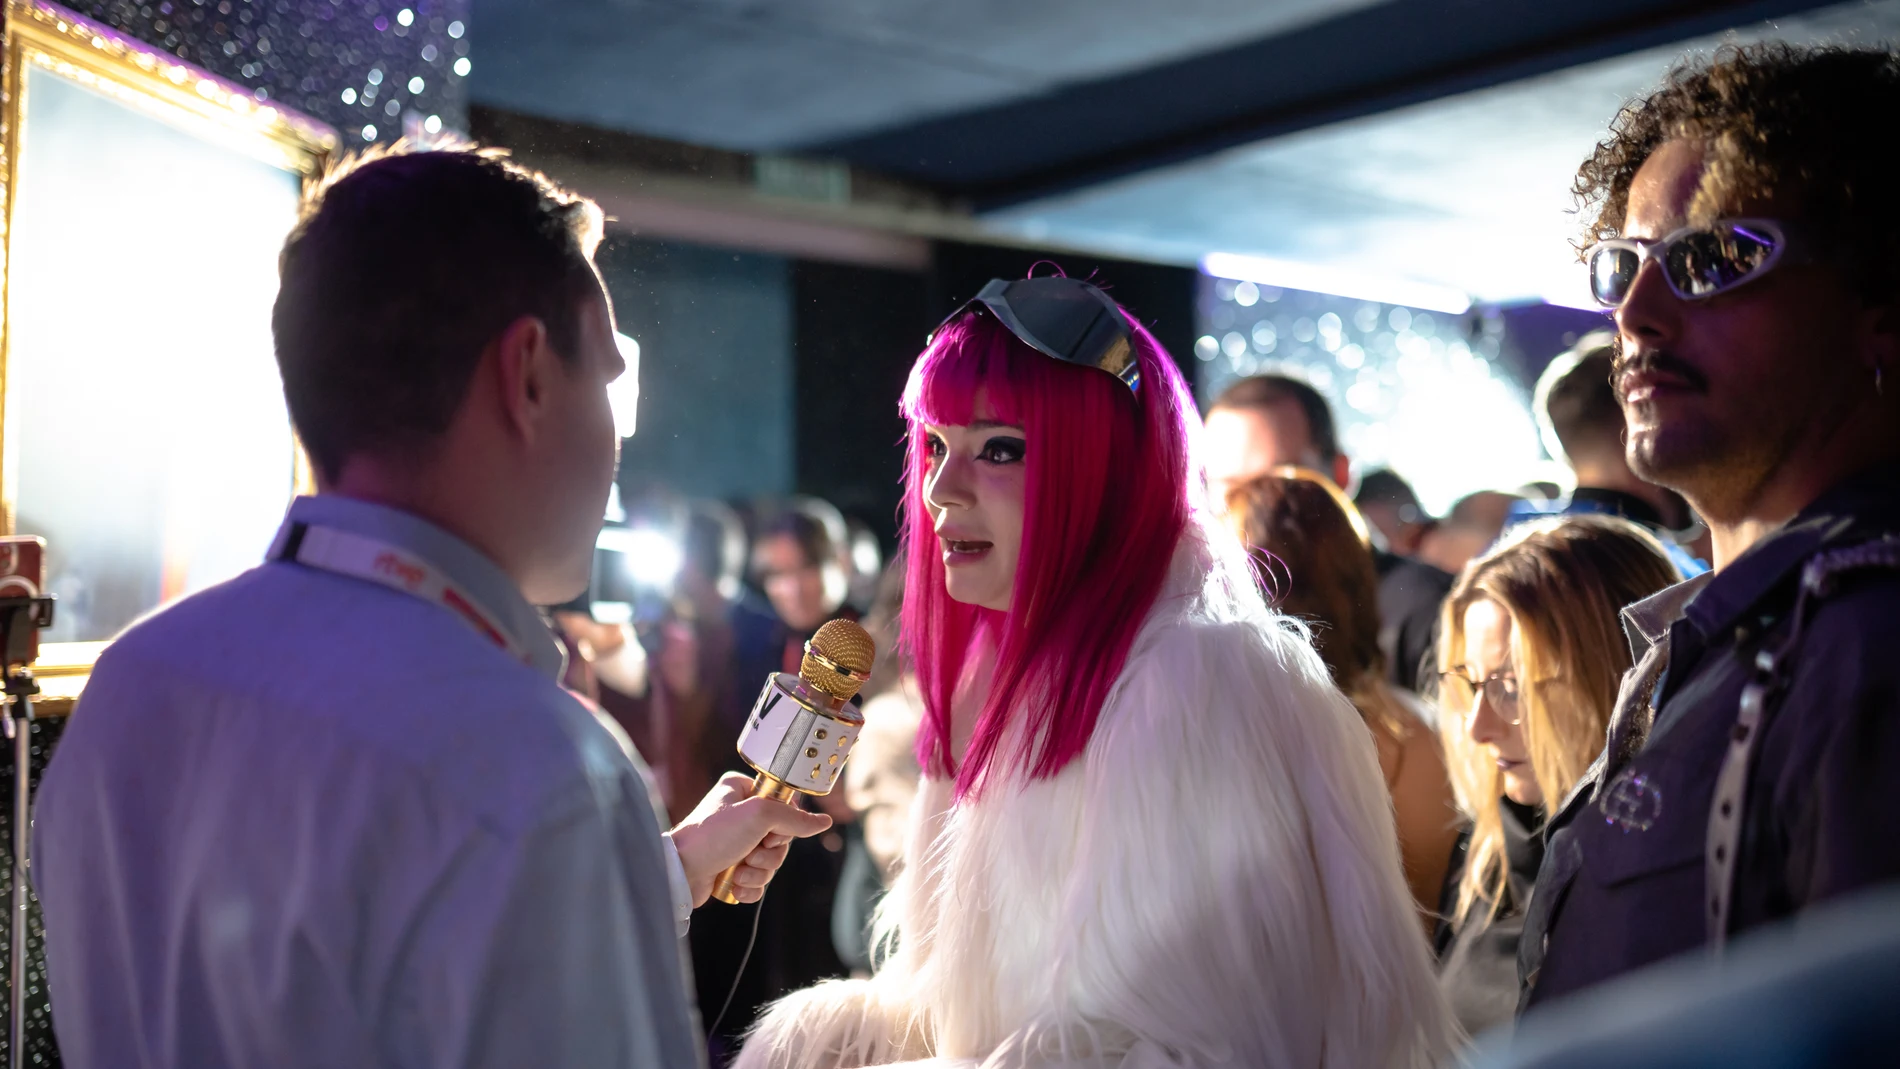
[900,297,1201,797]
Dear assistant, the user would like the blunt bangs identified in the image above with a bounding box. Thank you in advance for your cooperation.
[902,312,1031,431]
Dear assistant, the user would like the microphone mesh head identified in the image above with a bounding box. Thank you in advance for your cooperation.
[800,618,875,702]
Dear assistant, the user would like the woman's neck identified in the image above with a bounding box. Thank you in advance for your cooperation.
[948,638,998,765]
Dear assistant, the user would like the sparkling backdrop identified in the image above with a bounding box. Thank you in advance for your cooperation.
[1196,274,1553,517]
[62,0,470,142]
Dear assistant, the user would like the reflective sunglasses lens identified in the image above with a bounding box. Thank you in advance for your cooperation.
[1590,246,1640,305]
[1664,224,1778,298]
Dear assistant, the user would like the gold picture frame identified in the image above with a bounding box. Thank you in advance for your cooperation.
[0,0,335,689]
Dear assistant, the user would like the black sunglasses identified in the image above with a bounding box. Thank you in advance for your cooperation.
[932,276,1140,394]
[1585,218,1791,308]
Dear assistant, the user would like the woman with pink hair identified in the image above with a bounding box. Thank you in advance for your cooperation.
[736,276,1454,1068]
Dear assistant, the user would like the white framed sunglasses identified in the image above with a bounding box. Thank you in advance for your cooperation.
[1585,217,1790,308]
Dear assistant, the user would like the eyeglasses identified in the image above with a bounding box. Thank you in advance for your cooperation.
[931,275,1140,394]
[1437,669,1522,726]
[1584,218,1788,308]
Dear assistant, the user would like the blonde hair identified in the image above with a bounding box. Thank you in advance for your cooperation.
[1438,515,1680,926]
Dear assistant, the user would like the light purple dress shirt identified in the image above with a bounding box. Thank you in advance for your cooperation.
[33,494,704,1068]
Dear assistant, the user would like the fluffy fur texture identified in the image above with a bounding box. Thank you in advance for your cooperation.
[735,528,1459,1069]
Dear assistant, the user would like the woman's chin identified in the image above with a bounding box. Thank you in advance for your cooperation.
[1501,774,1544,809]
[945,577,1009,613]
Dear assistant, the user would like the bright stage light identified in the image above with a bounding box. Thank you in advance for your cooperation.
[596,526,682,590]
[1202,252,1472,315]
[610,331,642,438]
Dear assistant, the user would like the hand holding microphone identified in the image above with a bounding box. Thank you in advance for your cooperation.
[669,771,831,906]
[666,618,876,906]
[707,619,876,905]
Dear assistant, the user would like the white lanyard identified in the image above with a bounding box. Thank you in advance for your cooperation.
[272,522,532,664]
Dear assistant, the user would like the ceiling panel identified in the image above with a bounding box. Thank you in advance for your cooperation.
[468,0,1378,150]
[977,0,1900,304]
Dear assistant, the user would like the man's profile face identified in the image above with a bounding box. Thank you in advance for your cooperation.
[1204,401,1320,510]
[533,279,626,604]
[1614,138,1870,508]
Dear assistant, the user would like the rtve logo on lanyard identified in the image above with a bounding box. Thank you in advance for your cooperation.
[270,521,533,665]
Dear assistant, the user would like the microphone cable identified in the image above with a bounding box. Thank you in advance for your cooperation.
[706,885,766,1041]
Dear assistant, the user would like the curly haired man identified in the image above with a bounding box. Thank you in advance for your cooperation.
[1518,41,1900,1011]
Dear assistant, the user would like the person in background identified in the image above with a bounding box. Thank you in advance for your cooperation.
[1520,42,1900,1011]
[831,552,923,975]
[591,503,742,825]
[1524,332,1708,575]
[31,146,830,1069]
[1357,467,1436,557]
[1534,332,1690,531]
[841,516,886,615]
[1433,516,1680,1038]
[1204,373,1453,693]
[699,503,862,1062]
[752,507,856,670]
[1419,490,1523,577]
[1227,469,1460,926]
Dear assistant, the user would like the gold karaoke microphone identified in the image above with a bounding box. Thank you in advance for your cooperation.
[710,618,875,905]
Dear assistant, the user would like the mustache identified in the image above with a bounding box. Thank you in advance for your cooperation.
[1611,347,1709,401]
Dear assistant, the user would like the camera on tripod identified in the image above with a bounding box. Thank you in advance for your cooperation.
[0,539,53,672]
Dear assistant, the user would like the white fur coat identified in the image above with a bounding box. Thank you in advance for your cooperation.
[734,531,1458,1068]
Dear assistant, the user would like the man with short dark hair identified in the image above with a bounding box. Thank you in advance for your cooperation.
[1534,332,1693,532]
[34,148,829,1067]
[1520,43,1900,1011]
[1355,468,1433,557]
[1204,373,1453,692]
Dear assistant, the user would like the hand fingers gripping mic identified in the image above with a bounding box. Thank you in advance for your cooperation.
[709,618,876,905]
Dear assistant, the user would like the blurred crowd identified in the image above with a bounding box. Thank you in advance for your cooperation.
[548,492,920,1058]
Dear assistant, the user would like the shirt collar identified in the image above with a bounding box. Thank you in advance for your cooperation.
[1620,572,1712,661]
[276,495,567,680]
[1677,460,1900,643]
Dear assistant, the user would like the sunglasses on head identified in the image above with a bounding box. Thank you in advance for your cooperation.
[1585,218,1790,308]
[932,276,1140,394]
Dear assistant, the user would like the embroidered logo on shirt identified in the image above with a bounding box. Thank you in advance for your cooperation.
[1600,769,1663,832]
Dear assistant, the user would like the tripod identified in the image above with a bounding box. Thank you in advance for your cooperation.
[0,595,53,1069]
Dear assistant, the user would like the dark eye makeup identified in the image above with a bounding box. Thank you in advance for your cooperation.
[921,429,1026,466]
[979,436,1026,464]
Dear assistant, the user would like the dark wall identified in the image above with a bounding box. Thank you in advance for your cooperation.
[599,234,795,502]
[791,261,927,551]
[927,241,1201,384]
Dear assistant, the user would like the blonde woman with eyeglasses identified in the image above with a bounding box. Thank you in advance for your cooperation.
[1433,515,1680,1037]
